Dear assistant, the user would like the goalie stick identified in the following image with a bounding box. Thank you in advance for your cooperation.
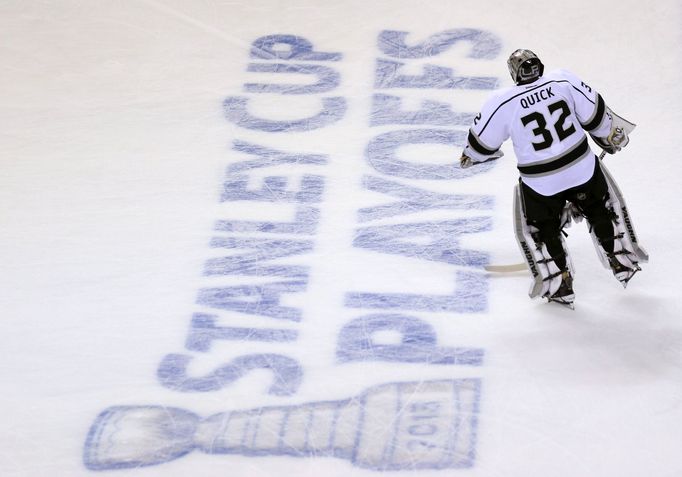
[485,109,637,274]
[484,262,528,273]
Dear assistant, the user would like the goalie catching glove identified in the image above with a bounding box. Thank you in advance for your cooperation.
[591,125,630,155]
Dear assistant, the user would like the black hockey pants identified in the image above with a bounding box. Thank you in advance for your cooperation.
[520,158,616,271]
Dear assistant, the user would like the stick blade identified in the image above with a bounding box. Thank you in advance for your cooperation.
[484,263,527,273]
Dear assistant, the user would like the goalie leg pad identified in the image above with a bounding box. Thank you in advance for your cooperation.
[513,184,575,300]
[582,161,648,285]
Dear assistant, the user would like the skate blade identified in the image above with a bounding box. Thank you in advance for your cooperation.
[616,266,641,288]
[547,296,575,310]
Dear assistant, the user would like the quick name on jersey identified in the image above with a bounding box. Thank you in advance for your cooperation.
[520,86,555,109]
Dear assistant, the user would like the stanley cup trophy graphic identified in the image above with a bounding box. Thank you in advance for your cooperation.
[84,379,481,471]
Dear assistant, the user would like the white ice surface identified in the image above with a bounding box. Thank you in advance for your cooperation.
[1,1,682,476]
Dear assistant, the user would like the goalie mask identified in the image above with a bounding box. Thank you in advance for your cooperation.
[508,49,544,85]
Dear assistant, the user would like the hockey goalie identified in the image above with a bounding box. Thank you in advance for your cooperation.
[459,49,648,308]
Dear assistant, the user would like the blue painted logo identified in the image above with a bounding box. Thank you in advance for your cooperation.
[83,28,503,472]
[84,379,481,471]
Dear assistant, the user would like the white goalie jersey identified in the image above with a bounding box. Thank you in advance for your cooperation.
[464,69,613,196]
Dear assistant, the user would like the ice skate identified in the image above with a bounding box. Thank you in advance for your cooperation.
[546,271,575,309]
[608,254,641,288]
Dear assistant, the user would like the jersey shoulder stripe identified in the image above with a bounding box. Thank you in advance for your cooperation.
[478,77,595,136]
[477,80,558,135]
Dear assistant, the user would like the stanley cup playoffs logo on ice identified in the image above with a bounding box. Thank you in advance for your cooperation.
[83,30,502,471]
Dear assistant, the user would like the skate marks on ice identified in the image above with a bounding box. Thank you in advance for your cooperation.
[84,380,481,471]
[83,30,504,472]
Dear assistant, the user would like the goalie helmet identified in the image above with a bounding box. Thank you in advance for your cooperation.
[507,49,544,85]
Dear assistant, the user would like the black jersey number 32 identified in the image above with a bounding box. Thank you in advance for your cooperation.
[520,100,577,151]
